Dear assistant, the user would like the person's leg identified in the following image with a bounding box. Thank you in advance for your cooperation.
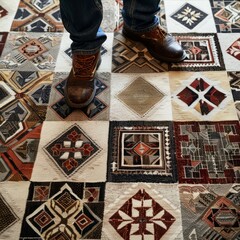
[122,0,160,32]
[60,0,106,53]
[60,0,106,108]
[122,0,186,62]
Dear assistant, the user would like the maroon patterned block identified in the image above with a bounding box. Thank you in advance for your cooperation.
[107,121,177,183]
[174,121,240,183]
[109,189,176,239]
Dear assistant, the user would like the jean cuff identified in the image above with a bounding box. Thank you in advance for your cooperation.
[123,20,159,33]
[72,47,101,55]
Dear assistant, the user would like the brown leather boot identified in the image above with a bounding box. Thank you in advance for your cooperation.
[64,51,101,108]
[122,25,186,63]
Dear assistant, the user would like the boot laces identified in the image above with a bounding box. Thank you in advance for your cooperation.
[156,26,169,38]
[74,55,96,76]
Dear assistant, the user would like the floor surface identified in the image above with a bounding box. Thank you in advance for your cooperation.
[0,0,240,239]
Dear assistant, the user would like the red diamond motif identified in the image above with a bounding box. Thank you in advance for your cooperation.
[134,142,151,156]
[189,46,202,55]
[19,39,47,60]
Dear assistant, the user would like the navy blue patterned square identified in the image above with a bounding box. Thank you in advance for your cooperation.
[171,3,208,30]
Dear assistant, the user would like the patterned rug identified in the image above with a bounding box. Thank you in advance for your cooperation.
[0,0,240,239]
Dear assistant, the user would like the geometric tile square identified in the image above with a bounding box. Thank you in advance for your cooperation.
[179,184,240,239]
[11,0,64,32]
[107,121,177,183]
[170,34,225,71]
[112,32,169,73]
[210,0,240,33]
[102,183,183,240]
[109,189,175,239]
[0,123,42,181]
[0,70,53,123]
[174,121,240,183]
[0,32,62,71]
[31,121,108,182]
[20,182,105,239]
[170,72,237,121]
[44,124,102,178]
[117,76,165,117]
[110,73,172,121]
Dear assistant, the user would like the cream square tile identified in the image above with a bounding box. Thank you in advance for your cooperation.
[165,0,216,33]
[102,183,183,240]
[0,0,20,31]
[31,121,109,182]
[169,71,238,121]
[218,33,240,71]
[0,182,29,239]
[110,73,172,120]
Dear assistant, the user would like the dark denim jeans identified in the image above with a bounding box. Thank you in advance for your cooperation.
[60,0,160,54]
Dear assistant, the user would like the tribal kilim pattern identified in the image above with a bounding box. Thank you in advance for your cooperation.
[180,184,240,239]
[0,0,240,239]
[44,124,102,177]
[11,0,63,32]
[20,182,105,239]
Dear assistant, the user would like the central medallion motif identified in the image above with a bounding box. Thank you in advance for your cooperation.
[19,39,47,60]
[201,196,240,239]
[44,124,101,177]
[108,121,176,183]
[121,132,163,168]
[176,77,227,116]
[26,184,102,239]
[109,189,176,239]
[171,3,208,30]
[117,77,165,117]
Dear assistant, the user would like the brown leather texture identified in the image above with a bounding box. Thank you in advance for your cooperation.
[72,52,100,80]
[64,52,100,108]
[123,25,186,62]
